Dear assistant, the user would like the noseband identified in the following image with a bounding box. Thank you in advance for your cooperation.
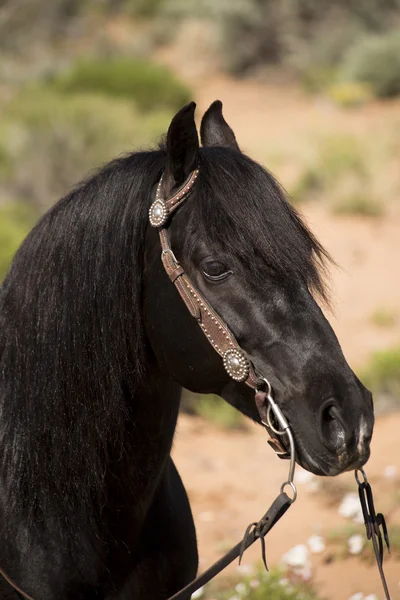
[149,168,295,466]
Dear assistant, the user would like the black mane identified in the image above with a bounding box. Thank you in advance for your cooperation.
[0,145,329,534]
[0,150,165,529]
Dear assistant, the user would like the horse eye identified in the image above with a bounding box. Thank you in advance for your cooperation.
[201,260,232,282]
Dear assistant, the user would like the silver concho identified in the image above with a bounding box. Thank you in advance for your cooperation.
[222,348,250,382]
[149,199,168,227]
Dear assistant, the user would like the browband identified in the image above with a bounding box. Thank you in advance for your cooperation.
[149,168,288,457]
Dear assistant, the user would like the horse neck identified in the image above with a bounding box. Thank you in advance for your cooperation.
[113,364,182,505]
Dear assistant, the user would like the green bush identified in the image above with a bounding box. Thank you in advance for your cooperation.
[157,0,400,78]
[50,57,191,111]
[181,391,245,429]
[360,346,400,408]
[289,134,368,204]
[325,81,373,107]
[340,32,400,97]
[0,202,36,281]
[370,308,397,328]
[120,0,167,17]
[204,566,323,600]
[331,191,383,217]
[0,89,170,207]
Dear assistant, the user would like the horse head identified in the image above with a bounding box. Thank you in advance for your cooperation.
[144,101,374,477]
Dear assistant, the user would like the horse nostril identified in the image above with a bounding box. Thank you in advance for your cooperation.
[319,400,347,453]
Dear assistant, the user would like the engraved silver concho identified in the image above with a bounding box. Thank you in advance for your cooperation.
[149,199,168,227]
[222,348,250,382]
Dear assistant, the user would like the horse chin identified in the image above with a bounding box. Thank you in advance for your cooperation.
[294,439,371,477]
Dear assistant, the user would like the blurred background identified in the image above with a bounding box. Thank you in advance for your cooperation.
[0,1,399,598]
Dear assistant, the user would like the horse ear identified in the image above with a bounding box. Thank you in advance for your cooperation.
[163,101,199,193]
[200,100,240,151]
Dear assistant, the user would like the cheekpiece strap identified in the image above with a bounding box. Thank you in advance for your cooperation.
[149,168,287,457]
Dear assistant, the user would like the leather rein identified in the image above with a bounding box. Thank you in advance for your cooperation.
[0,168,392,599]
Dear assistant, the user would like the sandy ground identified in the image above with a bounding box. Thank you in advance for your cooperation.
[166,74,400,599]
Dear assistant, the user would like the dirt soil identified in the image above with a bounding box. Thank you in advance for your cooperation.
[168,74,400,599]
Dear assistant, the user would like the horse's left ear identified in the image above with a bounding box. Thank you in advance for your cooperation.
[163,101,199,194]
[200,100,240,151]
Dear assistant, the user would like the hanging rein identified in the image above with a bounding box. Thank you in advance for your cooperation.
[0,169,392,600]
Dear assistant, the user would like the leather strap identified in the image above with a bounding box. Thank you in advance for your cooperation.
[167,492,292,600]
[357,473,391,600]
[151,170,288,457]
[160,229,259,388]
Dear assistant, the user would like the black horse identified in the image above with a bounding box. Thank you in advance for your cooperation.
[0,101,373,599]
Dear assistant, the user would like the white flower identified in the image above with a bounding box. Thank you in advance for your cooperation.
[348,534,365,555]
[306,478,321,492]
[348,594,364,600]
[191,587,204,599]
[339,493,363,521]
[235,583,247,596]
[383,465,397,480]
[282,544,309,568]
[364,594,378,600]
[228,596,240,600]
[300,563,313,581]
[294,470,320,492]
[308,534,325,554]
[236,563,254,575]
[353,511,365,525]
[249,579,260,588]
[295,469,315,484]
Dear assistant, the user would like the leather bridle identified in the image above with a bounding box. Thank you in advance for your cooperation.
[149,167,293,461]
[0,168,391,600]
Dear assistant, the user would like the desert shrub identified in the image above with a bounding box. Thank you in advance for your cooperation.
[119,0,167,17]
[370,308,397,328]
[301,67,337,93]
[290,168,323,203]
[204,566,323,600]
[325,81,372,107]
[0,202,37,281]
[180,391,245,429]
[50,57,191,111]
[0,89,170,207]
[318,135,366,179]
[290,134,367,203]
[159,0,400,77]
[360,346,400,410]
[340,32,400,97]
[331,192,383,217]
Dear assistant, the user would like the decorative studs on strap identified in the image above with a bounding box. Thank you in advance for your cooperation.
[149,175,168,227]
[149,199,168,227]
[149,169,199,228]
[223,348,250,382]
